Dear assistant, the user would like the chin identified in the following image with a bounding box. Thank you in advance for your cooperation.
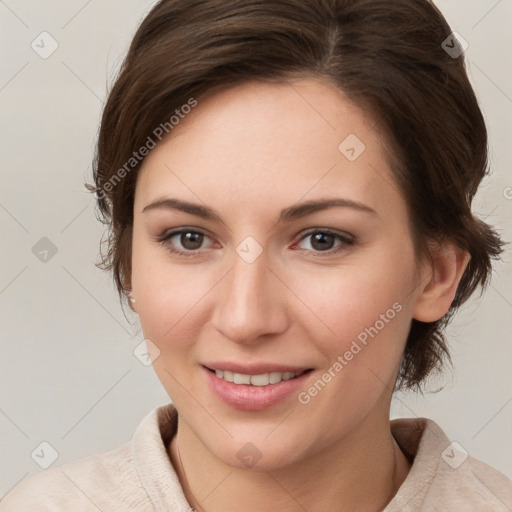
[219,445,302,472]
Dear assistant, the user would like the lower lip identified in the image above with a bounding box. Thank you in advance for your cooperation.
[204,367,312,411]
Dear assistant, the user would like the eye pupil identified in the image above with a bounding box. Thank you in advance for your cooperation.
[181,232,203,250]
[311,232,335,251]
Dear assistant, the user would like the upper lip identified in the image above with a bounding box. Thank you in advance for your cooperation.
[203,362,311,375]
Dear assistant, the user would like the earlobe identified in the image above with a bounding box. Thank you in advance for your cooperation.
[412,244,470,323]
[128,292,138,313]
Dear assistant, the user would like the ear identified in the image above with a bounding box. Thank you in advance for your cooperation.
[413,243,470,322]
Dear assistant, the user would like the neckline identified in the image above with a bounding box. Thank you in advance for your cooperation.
[134,404,444,511]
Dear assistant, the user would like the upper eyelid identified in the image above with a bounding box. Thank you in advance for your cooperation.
[158,226,213,240]
[159,227,352,239]
[298,227,353,240]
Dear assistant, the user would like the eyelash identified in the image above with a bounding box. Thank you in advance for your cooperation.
[155,228,355,258]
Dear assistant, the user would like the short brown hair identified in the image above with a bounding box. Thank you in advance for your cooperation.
[89,0,503,391]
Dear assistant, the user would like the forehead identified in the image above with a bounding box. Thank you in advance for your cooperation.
[135,79,402,217]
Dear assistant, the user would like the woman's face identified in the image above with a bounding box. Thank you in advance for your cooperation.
[131,78,424,469]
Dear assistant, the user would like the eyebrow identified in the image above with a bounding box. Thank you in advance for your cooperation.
[142,197,377,222]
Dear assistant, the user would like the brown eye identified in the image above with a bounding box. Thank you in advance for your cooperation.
[310,232,336,251]
[179,231,204,250]
[295,230,354,254]
[157,229,213,256]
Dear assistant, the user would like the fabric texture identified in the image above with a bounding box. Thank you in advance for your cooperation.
[1,403,511,511]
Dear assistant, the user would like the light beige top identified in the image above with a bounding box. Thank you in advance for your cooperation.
[1,403,511,511]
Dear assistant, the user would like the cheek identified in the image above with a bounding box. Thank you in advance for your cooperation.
[136,271,206,344]
[131,236,216,353]
[289,250,415,384]
[293,258,413,338]
[289,261,414,423]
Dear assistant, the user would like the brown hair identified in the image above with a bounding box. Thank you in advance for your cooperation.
[89,0,503,391]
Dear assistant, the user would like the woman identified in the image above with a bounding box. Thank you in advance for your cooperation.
[2,0,511,510]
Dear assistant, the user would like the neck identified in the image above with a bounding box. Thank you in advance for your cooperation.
[168,408,411,512]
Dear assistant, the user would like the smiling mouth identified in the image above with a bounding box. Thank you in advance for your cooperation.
[206,367,312,386]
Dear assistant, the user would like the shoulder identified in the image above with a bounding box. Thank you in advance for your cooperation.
[0,442,152,511]
[425,450,512,510]
[389,417,512,511]
[0,404,180,511]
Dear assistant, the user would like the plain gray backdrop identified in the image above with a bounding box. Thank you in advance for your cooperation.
[1,0,511,497]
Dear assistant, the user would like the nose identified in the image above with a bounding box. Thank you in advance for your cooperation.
[211,247,289,345]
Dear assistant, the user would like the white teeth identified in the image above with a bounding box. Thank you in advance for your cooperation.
[269,372,282,384]
[223,370,234,383]
[233,373,251,385]
[213,369,303,386]
[250,374,270,386]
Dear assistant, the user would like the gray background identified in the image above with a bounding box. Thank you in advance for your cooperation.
[1,0,511,497]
